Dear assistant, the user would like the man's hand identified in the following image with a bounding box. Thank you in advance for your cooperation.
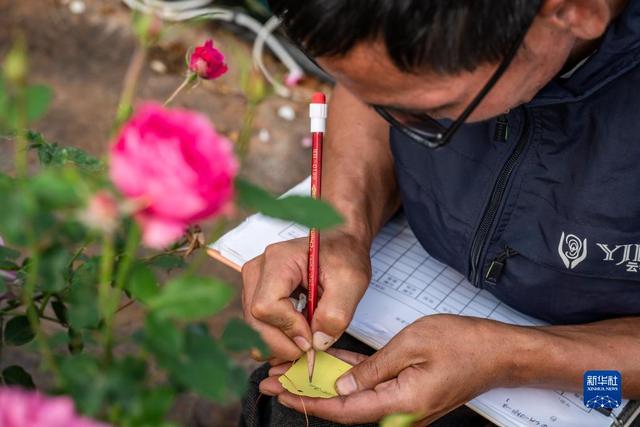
[259,314,520,425]
[241,230,372,361]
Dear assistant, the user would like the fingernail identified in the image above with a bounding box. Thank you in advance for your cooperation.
[293,336,311,352]
[313,331,334,350]
[336,374,358,396]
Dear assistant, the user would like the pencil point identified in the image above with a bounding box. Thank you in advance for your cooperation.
[306,349,316,383]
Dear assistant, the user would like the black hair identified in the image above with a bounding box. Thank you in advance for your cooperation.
[269,0,541,74]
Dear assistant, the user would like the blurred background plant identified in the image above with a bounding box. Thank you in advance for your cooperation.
[0,2,340,425]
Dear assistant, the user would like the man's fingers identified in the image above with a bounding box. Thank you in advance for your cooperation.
[259,375,286,396]
[277,379,407,425]
[251,243,313,351]
[325,348,369,365]
[268,363,292,377]
[334,343,405,396]
[311,267,369,350]
[244,315,304,361]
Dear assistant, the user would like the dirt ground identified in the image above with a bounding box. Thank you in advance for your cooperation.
[0,0,330,425]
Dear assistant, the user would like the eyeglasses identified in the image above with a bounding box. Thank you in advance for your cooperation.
[374,22,532,149]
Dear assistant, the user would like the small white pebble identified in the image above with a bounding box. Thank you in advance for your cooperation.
[277,105,296,121]
[150,60,167,74]
[301,136,312,148]
[69,0,86,14]
[258,129,270,143]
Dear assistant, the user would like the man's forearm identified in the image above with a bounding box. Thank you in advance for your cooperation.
[499,317,640,398]
[323,84,400,247]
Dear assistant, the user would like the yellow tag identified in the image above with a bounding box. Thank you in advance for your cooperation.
[279,351,353,398]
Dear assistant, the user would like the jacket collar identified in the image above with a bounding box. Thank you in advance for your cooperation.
[529,0,640,107]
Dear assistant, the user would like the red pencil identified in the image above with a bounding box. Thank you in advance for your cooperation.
[307,92,327,382]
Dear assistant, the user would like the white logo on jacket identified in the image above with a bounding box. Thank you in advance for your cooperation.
[558,232,588,269]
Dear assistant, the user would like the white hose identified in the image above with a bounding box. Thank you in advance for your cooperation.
[120,0,305,97]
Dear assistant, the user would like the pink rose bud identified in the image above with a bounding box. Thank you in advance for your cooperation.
[0,387,109,427]
[188,40,228,80]
[109,103,238,249]
[79,190,119,234]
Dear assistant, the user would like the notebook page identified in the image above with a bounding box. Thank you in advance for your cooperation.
[210,177,628,427]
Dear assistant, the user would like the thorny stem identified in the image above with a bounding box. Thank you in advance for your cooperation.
[164,73,197,106]
[23,237,61,383]
[98,232,115,364]
[113,45,148,133]
[14,85,28,177]
[103,225,140,360]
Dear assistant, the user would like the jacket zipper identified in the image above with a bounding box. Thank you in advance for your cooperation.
[484,246,519,284]
[469,112,530,286]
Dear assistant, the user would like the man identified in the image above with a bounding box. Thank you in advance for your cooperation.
[240,0,640,425]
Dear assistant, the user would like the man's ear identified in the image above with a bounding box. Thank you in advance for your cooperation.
[538,0,610,40]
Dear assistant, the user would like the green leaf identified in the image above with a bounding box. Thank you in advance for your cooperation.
[59,354,105,415]
[380,414,418,427]
[2,365,35,388]
[173,327,232,401]
[127,263,158,304]
[0,185,37,245]
[221,318,269,358]
[236,178,343,230]
[129,388,175,426]
[25,84,53,122]
[0,260,19,270]
[0,276,6,294]
[4,315,35,346]
[51,299,68,325]
[142,314,183,368]
[29,168,83,209]
[0,245,20,261]
[148,275,233,321]
[147,253,187,271]
[68,259,100,329]
[27,131,103,172]
[38,246,71,292]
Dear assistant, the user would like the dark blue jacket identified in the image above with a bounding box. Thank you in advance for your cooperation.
[390,0,640,325]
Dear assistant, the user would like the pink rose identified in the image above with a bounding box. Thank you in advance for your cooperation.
[0,387,108,427]
[189,40,228,80]
[109,103,238,248]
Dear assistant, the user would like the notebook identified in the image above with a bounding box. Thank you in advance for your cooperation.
[209,177,640,427]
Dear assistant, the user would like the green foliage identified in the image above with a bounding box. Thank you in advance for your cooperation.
[28,131,103,172]
[148,275,233,321]
[146,253,187,271]
[67,259,101,330]
[0,81,53,129]
[222,318,270,358]
[4,315,35,346]
[0,25,330,427]
[236,178,343,230]
[2,365,36,388]
[126,263,159,304]
[38,245,72,293]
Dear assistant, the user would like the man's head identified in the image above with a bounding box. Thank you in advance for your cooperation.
[271,0,621,122]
